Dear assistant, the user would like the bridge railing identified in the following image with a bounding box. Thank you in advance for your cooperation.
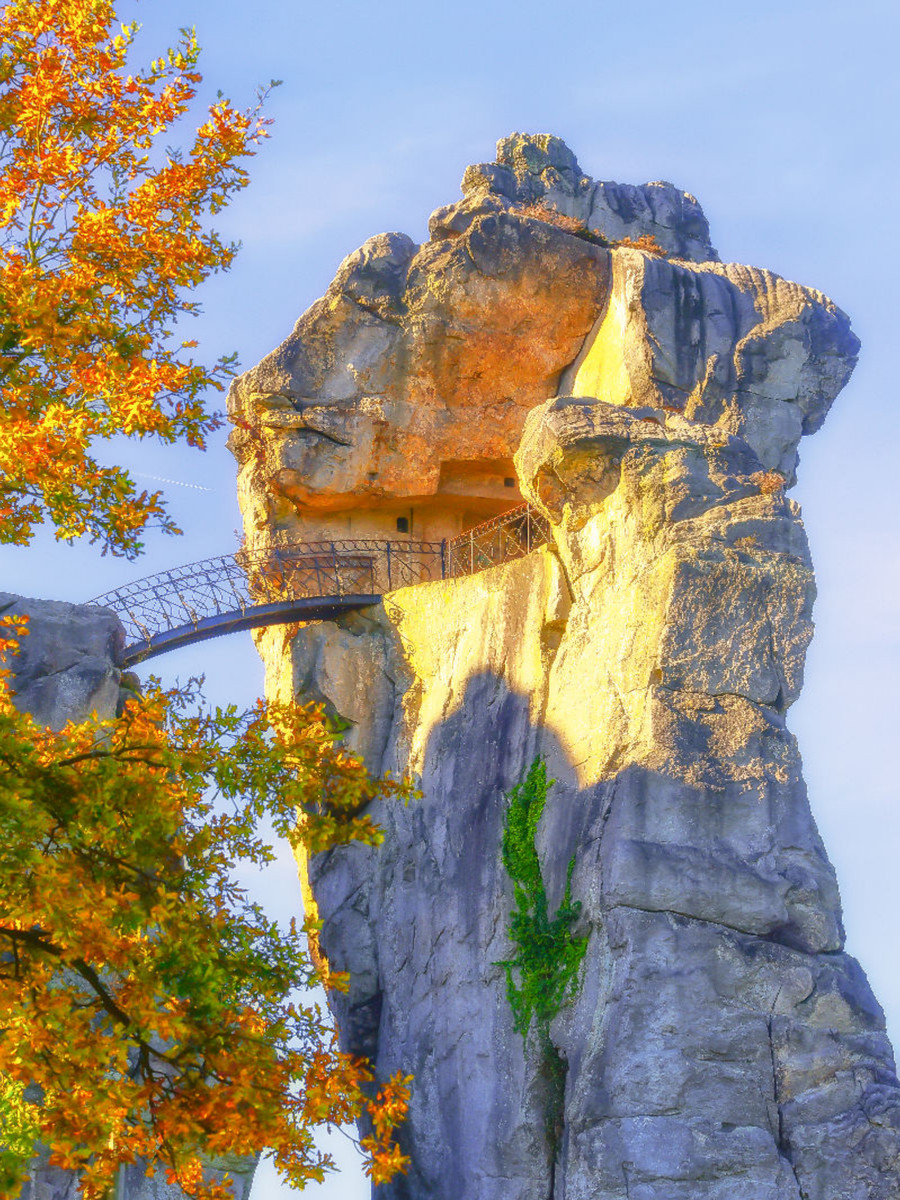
[88,503,553,662]
[445,504,551,577]
[91,540,448,650]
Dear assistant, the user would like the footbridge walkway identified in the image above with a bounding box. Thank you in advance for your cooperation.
[90,504,551,667]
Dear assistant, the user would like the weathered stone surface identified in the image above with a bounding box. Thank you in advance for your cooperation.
[0,592,126,729]
[557,254,858,482]
[460,133,718,263]
[236,135,898,1198]
[229,203,610,546]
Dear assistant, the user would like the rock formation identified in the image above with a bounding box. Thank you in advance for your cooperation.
[231,135,900,1197]
[228,133,719,548]
[0,593,127,730]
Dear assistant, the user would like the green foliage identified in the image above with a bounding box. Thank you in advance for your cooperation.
[498,759,587,1042]
[0,1079,40,1194]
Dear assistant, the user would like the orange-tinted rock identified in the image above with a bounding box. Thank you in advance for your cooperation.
[229,208,610,547]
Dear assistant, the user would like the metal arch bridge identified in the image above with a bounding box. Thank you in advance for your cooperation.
[88,504,551,668]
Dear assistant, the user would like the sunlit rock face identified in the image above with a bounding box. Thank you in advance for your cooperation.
[239,135,900,1199]
[229,133,723,548]
[559,254,857,484]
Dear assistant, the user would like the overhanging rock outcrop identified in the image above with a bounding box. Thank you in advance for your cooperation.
[233,134,900,1198]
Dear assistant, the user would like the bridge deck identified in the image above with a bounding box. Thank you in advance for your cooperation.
[88,504,551,666]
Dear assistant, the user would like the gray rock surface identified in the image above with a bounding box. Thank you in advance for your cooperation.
[237,135,900,1198]
[0,593,126,729]
[460,132,718,262]
[557,254,859,484]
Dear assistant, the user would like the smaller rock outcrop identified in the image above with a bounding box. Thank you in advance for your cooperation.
[0,593,126,729]
[457,132,718,262]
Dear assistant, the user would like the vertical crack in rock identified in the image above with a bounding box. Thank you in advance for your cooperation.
[232,134,900,1198]
[767,1012,801,1197]
[621,1162,633,1199]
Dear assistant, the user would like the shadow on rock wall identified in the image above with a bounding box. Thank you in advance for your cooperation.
[311,672,900,1200]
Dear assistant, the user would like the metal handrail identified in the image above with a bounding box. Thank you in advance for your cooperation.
[88,504,551,665]
[445,503,552,577]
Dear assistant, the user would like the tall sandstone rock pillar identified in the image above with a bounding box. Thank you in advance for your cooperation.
[231,135,900,1198]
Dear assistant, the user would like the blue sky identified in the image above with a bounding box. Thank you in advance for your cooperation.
[1,0,898,1194]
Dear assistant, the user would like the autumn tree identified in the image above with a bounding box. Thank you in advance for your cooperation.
[0,1,412,1195]
[0,624,412,1198]
[0,0,261,557]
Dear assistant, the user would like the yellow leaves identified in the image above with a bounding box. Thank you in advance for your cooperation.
[0,0,270,556]
[0,673,412,1197]
[363,1139,411,1186]
[359,1072,413,1183]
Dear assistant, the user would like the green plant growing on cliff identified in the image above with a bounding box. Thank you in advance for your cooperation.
[498,759,588,1042]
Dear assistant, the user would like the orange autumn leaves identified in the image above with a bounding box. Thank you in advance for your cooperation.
[0,621,412,1197]
[0,0,263,555]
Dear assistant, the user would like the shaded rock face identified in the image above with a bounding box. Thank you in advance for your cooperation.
[239,135,900,1198]
[0,593,126,729]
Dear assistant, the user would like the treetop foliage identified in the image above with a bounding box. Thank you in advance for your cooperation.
[0,0,270,557]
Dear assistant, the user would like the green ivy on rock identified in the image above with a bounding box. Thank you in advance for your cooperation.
[498,758,588,1043]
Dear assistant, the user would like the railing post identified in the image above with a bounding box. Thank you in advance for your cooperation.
[469,530,474,576]
[386,541,392,591]
[440,539,446,580]
[331,542,339,594]
[526,505,532,552]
